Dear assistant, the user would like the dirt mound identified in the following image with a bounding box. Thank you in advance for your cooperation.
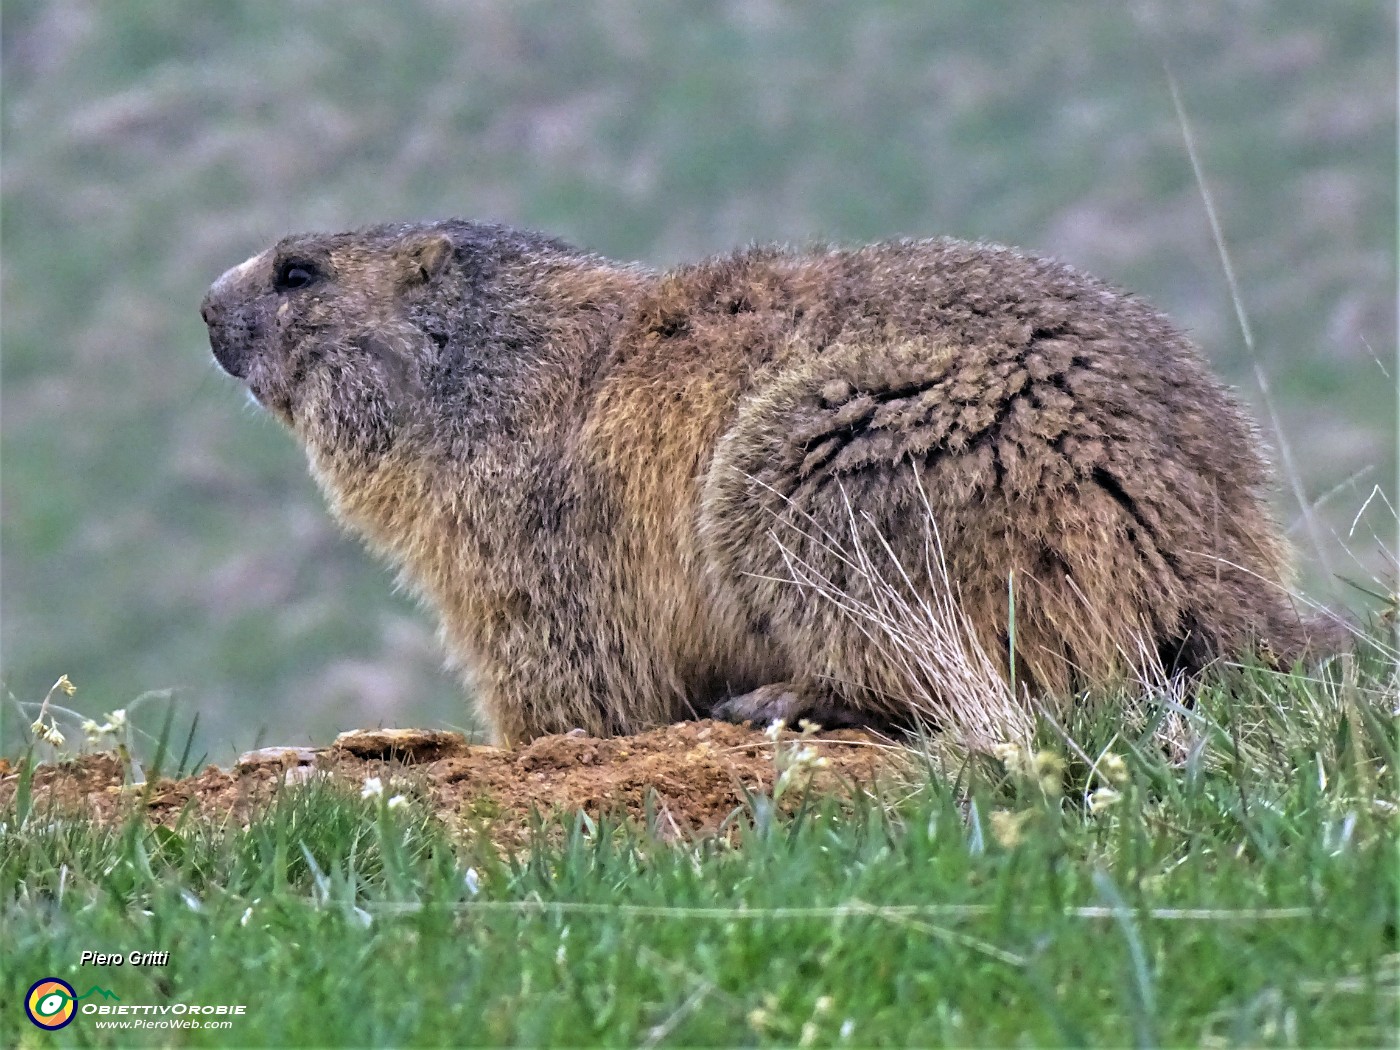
[1,721,901,846]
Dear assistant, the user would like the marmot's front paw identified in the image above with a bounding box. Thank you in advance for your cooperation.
[710,683,872,731]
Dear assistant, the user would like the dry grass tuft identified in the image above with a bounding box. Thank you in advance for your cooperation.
[759,471,1035,758]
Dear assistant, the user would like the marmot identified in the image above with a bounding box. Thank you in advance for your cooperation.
[202,221,1331,744]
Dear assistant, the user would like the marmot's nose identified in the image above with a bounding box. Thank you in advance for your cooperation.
[202,252,264,327]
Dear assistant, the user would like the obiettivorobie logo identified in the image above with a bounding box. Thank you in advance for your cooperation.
[24,976,247,1031]
[25,978,120,1030]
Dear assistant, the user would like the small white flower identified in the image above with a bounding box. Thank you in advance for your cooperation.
[1033,751,1066,797]
[387,794,408,810]
[764,719,787,742]
[1088,787,1122,813]
[840,1018,856,1040]
[463,868,481,896]
[992,741,1024,768]
[106,709,128,731]
[993,740,1042,781]
[990,808,1032,849]
[39,724,66,747]
[360,777,384,799]
[240,906,254,927]
[1098,752,1129,786]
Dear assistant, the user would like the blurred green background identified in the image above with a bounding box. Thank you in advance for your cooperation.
[2,1,1395,761]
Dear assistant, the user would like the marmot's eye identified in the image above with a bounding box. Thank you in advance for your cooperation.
[275,260,319,291]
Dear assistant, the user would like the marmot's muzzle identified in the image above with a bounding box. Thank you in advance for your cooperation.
[201,258,259,379]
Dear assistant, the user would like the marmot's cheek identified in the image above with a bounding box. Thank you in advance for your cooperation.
[353,330,427,411]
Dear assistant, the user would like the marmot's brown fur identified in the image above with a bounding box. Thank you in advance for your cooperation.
[202,221,1332,744]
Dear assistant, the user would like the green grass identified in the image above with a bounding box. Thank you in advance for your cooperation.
[3,654,1395,1047]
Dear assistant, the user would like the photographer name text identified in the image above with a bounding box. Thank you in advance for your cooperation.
[80,950,170,966]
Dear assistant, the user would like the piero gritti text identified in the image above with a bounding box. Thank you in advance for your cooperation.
[80,950,170,966]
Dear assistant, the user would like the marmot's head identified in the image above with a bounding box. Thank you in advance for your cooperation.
[202,220,574,462]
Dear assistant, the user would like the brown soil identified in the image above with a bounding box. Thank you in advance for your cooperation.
[0,721,903,847]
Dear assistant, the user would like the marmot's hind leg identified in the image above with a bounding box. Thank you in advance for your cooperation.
[699,337,1258,723]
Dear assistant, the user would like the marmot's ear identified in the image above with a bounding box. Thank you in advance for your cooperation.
[395,233,454,287]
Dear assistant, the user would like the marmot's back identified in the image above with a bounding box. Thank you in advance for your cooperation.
[203,225,1332,744]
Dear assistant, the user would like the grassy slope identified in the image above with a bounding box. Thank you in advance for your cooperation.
[3,660,1395,1047]
[2,1,1395,757]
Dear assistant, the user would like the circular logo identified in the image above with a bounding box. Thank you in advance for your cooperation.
[26,978,77,1030]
